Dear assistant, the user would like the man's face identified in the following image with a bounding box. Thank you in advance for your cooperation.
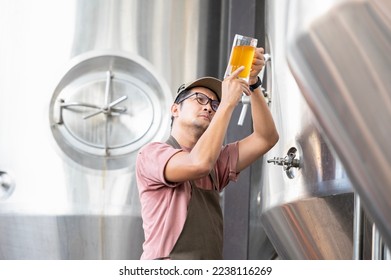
[172,87,219,132]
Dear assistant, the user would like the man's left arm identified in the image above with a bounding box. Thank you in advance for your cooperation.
[236,48,279,172]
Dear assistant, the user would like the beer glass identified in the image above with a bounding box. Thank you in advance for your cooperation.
[224,34,258,82]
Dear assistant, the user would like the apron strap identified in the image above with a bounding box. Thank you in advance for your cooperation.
[166,135,181,149]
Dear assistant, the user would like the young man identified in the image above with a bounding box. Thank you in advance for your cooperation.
[136,47,279,259]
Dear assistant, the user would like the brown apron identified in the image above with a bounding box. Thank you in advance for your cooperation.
[163,135,223,260]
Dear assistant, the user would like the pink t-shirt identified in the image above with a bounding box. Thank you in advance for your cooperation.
[136,141,239,260]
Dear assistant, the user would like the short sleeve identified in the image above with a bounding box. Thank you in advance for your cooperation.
[215,141,240,190]
[136,142,182,189]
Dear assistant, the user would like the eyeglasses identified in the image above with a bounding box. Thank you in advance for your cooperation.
[176,92,220,112]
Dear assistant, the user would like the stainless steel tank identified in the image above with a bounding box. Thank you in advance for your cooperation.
[259,0,355,259]
[285,0,391,249]
[0,0,226,259]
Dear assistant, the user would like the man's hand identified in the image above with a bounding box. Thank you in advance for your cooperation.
[221,66,251,109]
[249,47,265,85]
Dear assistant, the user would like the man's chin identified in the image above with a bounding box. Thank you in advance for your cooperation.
[193,121,209,134]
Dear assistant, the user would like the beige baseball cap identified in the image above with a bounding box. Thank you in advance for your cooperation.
[175,76,222,102]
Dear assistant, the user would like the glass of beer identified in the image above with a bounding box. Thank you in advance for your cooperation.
[224,34,258,82]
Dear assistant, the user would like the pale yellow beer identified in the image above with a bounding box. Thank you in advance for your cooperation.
[225,34,257,82]
[229,45,256,79]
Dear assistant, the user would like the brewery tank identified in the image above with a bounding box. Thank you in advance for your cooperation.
[259,0,391,259]
[0,0,228,259]
[258,0,355,259]
[3,0,381,261]
[285,0,391,249]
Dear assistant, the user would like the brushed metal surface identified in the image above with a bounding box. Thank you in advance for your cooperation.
[286,0,391,248]
[260,0,354,259]
[0,0,226,259]
[262,193,354,259]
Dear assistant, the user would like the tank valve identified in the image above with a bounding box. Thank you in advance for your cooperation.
[267,147,301,179]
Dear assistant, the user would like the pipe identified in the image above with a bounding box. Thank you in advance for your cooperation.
[353,193,364,260]
[372,223,382,260]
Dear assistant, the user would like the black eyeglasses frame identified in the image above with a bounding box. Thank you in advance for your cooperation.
[176,92,220,112]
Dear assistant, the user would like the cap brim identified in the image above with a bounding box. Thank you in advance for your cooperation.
[179,77,222,101]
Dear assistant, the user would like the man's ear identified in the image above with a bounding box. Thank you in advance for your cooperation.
[171,103,180,118]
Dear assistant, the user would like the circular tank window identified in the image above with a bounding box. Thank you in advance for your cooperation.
[49,51,171,169]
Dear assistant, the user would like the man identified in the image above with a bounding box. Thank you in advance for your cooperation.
[136,47,278,260]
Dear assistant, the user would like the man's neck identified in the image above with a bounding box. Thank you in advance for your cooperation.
[171,126,201,149]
